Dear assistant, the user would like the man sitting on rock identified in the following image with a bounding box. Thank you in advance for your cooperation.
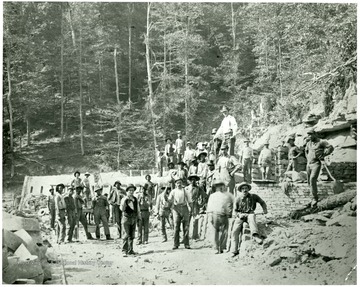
[230,182,267,257]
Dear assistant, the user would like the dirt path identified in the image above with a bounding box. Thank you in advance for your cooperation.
[45,218,356,285]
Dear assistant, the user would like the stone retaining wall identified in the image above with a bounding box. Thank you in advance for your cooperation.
[250,182,357,216]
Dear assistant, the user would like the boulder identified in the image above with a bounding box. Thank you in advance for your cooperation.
[280,250,300,264]
[301,214,329,224]
[326,214,356,227]
[317,210,335,218]
[3,215,40,232]
[3,229,23,252]
[269,257,282,267]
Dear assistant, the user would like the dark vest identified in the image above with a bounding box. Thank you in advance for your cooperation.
[123,197,138,218]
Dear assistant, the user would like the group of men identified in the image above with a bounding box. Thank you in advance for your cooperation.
[47,105,334,257]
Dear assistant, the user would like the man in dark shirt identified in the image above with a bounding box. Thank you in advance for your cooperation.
[230,182,267,257]
[47,188,56,229]
[108,181,126,239]
[137,186,152,245]
[120,184,141,256]
[92,185,113,240]
[286,135,301,173]
[74,187,93,240]
[305,128,334,206]
[64,187,77,243]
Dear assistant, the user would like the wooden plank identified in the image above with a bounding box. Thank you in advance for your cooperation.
[18,175,29,211]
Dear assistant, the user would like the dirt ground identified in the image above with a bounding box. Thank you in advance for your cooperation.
[42,213,356,285]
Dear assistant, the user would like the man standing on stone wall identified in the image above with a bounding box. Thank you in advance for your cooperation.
[305,128,334,207]
[55,183,67,244]
[214,106,238,156]
[175,131,186,163]
[239,138,254,183]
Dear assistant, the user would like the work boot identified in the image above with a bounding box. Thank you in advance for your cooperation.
[106,234,113,240]
[162,238,167,243]
[184,245,191,249]
[86,233,93,240]
[231,252,239,258]
[172,246,179,250]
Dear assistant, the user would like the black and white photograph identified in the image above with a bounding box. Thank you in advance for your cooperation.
[2,1,357,285]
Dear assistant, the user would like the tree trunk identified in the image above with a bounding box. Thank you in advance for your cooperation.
[278,39,283,99]
[26,116,30,146]
[231,3,237,87]
[128,3,133,107]
[79,27,85,156]
[6,57,14,177]
[98,58,102,101]
[162,30,167,131]
[184,14,190,136]
[114,48,120,105]
[290,190,356,220]
[117,111,122,170]
[60,3,65,140]
[145,2,158,165]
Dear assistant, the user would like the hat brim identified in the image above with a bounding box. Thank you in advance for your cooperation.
[237,183,252,191]
[74,171,80,176]
[188,175,200,181]
[114,181,121,186]
[126,186,137,191]
[197,152,207,159]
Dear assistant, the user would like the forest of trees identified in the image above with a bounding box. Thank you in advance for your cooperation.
[3,2,357,171]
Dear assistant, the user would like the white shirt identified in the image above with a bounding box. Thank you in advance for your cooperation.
[215,115,238,139]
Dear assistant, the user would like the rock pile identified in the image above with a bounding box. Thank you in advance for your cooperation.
[2,211,53,284]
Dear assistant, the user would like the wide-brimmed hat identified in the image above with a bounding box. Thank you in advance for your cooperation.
[126,184,137,191]
[197,151,208,159]
[177,131,182,134]
[165,137,172,142]
[211,128,217,135]
[174,177,183,184]
[56,183,65,191]
[186,141,191,145]
[84,171,90,176]
[188,174,200,181]
[207,160,215,166]
[177,161,186,166]
[168,162,175,168]
[74,171,80,177]
[220,143,229,150]
[145,174,151,180]
[114,180,122,186]
[237,182,252,191]
[94,184,103,192]
[220,105,229,113]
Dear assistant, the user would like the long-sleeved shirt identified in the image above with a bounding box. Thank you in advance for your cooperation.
[155,192,171,215]
[234,193,267,214]
[165,143,176,156]
[214,115,238,139]
[71,177,82,188]
[175,138,185,155]
[137,193,152,211]
[288,145,301,160]
[183,148,195,163]
[197,162,208,180]
[55,193,66,212]
[215,155,240,184]
[108,187,126,205]
[258,147,272,166]
[305,138,334,164]
[207,191,234,217]
[82,178,91,189]
[168,187,192,206]
[240,146,254,163]
[120,196,141,218]
[92,195,109,211]
[48,194,55,210]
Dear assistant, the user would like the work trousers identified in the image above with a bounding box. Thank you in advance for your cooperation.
[75,209,90,238]
[306,161,321,201]
[160,210,171,240]
[94,208,110,238]
[210,213,229,252]
[113,205,122,238]
[176,153,183,163]
[137,210,150,243]
[229,137,236,156]
[228,177,236,195]
[67,209,77,241]
[261,165,271,180]
[84,188,91,207]
[231,214,259,254]
[243,158,252,183]
[49,208,56,229]
[122,216,137,253]
[56,209,66,243]
[286,158,299,173]
[172,205,190,247]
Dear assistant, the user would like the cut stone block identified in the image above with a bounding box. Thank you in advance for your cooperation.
[15,244,32,260]
[3,229,23,252]
[3,216,40,232]
[14,229,39,256]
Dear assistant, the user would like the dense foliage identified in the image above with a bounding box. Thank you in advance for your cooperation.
[3,2,357,171]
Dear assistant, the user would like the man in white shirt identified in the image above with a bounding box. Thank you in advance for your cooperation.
[258,141,273,180]
[214,106,238,156]
[239,139,254,183]
[168,177,192,250]
[183,142,195,167]
[175,131,186,163]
